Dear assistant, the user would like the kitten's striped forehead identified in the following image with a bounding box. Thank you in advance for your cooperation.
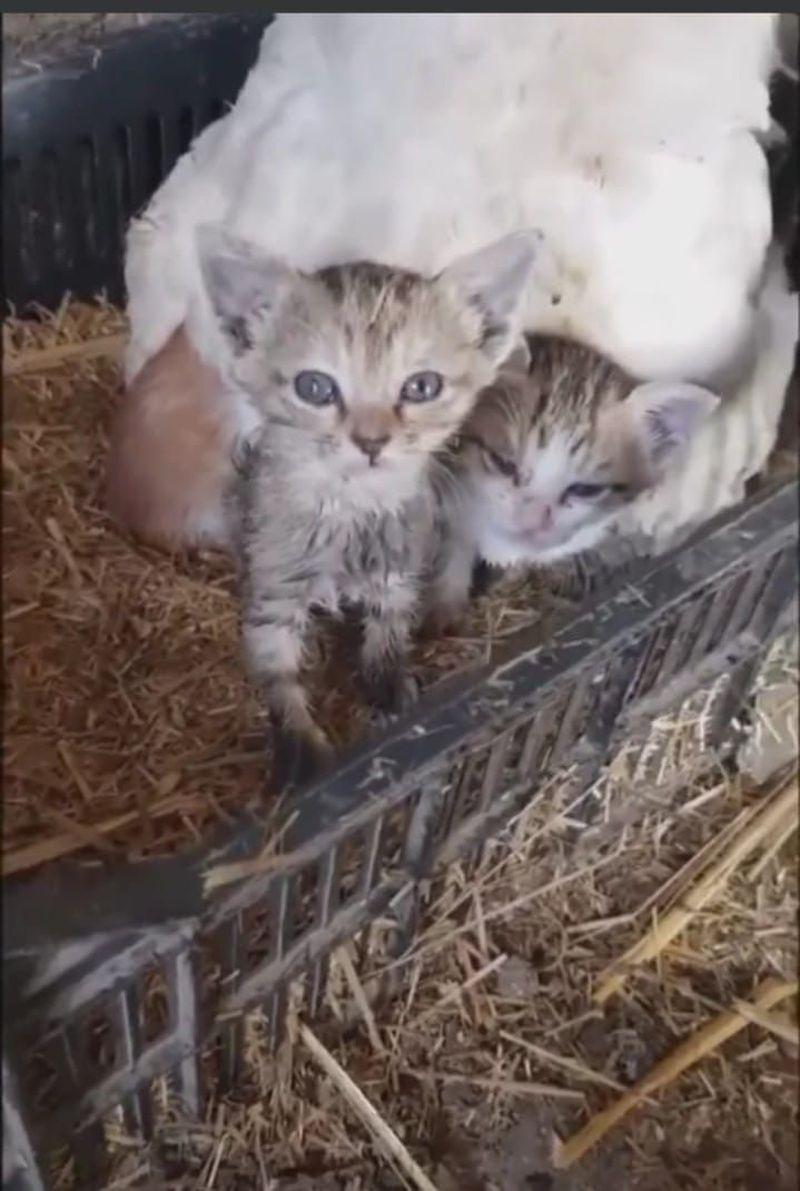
[468,333,634,458]
[523,334,632,436]
[317,261,421,313]
[314,262,451,362]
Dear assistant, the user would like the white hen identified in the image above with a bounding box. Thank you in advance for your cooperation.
[119,13,796,551]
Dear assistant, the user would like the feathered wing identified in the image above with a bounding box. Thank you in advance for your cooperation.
[631,254,799,550]
[123,13,792,545]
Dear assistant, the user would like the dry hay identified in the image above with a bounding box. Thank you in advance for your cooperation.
[5,299,795,874]
[74,638,797,1189]
[97,728,797,1189]
[3,300,569,873]
[6,300,798,1189]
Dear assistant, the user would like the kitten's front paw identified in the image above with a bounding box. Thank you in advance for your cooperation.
[271,726,334,793]
[362,665,420,718]
[421,602,467,639]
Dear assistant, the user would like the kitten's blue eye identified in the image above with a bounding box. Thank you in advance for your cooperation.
[400,371,444,403]
[294,370,341,407]
[562,482,608,501]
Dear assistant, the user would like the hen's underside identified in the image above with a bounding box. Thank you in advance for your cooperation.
[121,14,798,550]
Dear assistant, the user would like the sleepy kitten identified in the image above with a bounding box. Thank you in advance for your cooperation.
[197,225,539,788]
[433,333,720,620]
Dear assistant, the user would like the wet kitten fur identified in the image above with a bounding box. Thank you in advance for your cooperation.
[198,225,538,787]
[439,333,719,617]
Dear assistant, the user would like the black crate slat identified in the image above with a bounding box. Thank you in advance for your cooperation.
[3,15,272,309]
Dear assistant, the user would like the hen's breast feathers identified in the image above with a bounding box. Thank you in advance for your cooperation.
[126,15,779,373]
[123,13,793,544]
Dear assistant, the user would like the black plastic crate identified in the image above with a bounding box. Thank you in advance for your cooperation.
[3,14,272,310]
[2,15,798,1190]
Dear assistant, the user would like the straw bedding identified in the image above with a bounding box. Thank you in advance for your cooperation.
[83,726,799,1190]
[2,300,569,874]
[4,301,797,1189]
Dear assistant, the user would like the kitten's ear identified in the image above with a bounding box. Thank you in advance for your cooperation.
[621,380,720,480]
[439,230,542,362]
[196,224,294,354]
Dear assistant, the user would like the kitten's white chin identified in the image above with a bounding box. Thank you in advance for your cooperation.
[305,452,426,515]
[474,516,611,567]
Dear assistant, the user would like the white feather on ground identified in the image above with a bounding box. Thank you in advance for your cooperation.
[123,13,796,549]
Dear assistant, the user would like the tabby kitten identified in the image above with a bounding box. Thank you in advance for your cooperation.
[197,225,540,787]
[436,333,720,618]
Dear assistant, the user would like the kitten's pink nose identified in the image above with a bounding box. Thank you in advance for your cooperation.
[352,433,390,464]
[521,501,554,534]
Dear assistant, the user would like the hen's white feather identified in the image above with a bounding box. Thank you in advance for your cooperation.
[123,14,794,547]
[628,251,798,550]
